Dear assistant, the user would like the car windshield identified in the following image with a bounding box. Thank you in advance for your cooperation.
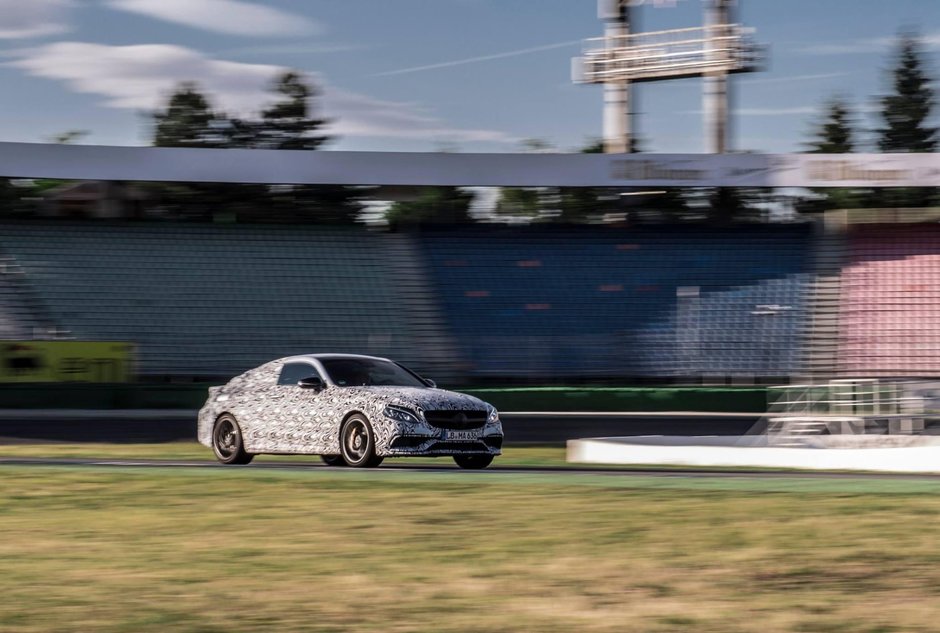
[320,358,427,388]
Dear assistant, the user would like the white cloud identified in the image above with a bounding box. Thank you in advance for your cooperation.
[0,0,72,39]
[216,43,364,57]
[8,42,516,144]
[799,31,940,55]
[9,42,282,112]
[106,0,320,37]
[323,86,516,143]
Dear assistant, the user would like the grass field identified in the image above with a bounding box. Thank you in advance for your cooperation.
[3,450,940,632]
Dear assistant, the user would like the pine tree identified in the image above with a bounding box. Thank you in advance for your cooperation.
[798,96,865,212]
[875,34,938,207]
[150,75,361,223]
[877,35,937,153]
[248,72,360,223]
[153,82,224,148]
[255,72,330,150]
[809,97,855,154]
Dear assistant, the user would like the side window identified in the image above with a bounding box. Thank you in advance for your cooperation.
[277,362,320,386]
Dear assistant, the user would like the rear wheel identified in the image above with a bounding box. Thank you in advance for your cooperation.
[321,455,346,467]
[212,414,253,465]
[453,454,493,470]
[340,414,383,468]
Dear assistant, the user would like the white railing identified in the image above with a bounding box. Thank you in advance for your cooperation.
[576,24,762,83]
[761,379,930,446]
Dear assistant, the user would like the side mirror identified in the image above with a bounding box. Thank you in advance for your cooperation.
[424,378,437,388]
[298,376,325,390]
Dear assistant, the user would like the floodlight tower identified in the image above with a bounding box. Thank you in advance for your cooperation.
[599,0,635,154]
[704,0,734,154]
[574,0,763,154]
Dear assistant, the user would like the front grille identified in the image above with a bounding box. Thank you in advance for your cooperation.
[423,409,487,430]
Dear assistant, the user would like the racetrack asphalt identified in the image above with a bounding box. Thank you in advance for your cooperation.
[3,456,940,481]
[0,411,762,443]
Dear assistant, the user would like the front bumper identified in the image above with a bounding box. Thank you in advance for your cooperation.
[386,433,503,456]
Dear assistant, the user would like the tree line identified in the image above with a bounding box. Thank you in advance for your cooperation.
[800,33,937,212]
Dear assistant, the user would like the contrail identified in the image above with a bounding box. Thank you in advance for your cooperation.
[375,39,582,77]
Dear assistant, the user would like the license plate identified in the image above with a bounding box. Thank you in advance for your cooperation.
[445,429,479,441]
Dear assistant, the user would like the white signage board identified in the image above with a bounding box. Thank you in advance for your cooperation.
[0,142,937,188]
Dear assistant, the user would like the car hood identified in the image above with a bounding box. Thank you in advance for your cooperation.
[340,386,490,412]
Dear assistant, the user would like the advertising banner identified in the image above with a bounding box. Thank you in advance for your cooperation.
[0,141,937,188]
[0,341,135,383]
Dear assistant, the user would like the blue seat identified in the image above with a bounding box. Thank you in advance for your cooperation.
[420,225,812,377]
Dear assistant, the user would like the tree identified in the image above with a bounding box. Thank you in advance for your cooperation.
[797,96,867,213]
[149,74,361,223]
[493,187,541,219]
[49,130,89,145]
[254,72,330,150]
[809,97,855,154]
[149,83,235,220]
[153,82,224,148]
[874,33,938,207]
[491,139,558,222]
[385,187,475,226]
[246,72,360,223]
[492,139,618,224]
[0,179,21,217]
[877,34,937,153]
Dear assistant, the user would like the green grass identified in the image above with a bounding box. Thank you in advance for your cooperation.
[2,462,940,632]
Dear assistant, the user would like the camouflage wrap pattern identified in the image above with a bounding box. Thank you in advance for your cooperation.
[198,356,502,458]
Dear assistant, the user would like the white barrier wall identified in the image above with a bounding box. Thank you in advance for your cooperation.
[568,436,940,473]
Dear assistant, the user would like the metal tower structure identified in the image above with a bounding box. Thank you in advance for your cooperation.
[573,0,764,154]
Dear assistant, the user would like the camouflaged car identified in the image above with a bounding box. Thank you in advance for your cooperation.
[198,354,503,468]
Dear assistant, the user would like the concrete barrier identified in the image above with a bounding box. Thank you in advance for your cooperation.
[568,435,940,473]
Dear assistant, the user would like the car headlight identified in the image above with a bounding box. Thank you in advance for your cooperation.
[384,405,421,425]
[487,407,500,424]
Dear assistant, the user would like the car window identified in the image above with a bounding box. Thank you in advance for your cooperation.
[321,358,426,388]
[277,362,321,386]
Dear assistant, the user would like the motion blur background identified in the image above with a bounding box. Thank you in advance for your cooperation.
[4,3,940,632]
[0,0,937,407]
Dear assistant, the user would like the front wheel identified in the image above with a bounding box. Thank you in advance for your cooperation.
[340,414,384,468]
[453,454,494,470]
[321,455,346,467]
[212,414,254,465]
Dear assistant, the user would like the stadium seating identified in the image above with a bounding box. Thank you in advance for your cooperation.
[418,225,812,377]
[0,221,814,380]
[0,222,419,377]
[840,224,940,376]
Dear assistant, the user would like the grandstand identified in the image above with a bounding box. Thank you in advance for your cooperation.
[0,222,436,378]
[5,213,940,383]
[839,223,940,377]
[420,225,811,379]
[0,219,818,382]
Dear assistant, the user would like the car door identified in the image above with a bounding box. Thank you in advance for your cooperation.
[272,361,330,454]
[230,361,284,454]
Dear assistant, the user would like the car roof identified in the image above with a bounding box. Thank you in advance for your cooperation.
[280,353,392,364]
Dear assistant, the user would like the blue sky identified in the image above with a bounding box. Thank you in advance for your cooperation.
[0,0,938,153]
